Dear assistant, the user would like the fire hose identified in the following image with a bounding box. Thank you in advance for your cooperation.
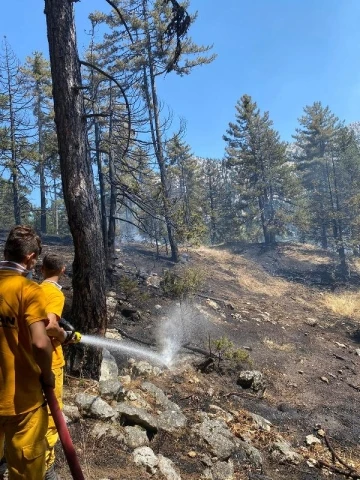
[43,385,85,480]
[43,318,84,479]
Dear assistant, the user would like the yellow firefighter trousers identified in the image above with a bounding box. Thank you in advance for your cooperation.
[0,404,48,480]
[45,367,63,470]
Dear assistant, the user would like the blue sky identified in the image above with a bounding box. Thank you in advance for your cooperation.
[2,0,360,159]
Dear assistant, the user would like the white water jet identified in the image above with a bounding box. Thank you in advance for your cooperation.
[80,334,168,366]
[80,302,210,368]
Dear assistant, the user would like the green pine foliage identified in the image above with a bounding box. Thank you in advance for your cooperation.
[223,94,300,245]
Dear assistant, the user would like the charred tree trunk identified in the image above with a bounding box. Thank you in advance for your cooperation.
[44,0,107,379]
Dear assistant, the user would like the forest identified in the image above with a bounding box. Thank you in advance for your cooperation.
[1,2,360,479]
[1,0,360,360]
[2,2,360,269]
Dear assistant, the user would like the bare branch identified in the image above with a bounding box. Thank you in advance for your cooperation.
[80,60,132,159]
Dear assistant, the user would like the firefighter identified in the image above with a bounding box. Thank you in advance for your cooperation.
[0,225,54,480]
[40,253,67,480]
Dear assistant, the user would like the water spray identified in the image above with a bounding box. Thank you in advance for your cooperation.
[59,318,173,366]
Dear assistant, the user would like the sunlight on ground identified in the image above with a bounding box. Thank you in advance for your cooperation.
[282,243,334,265]
[321,292,360,320]
[263,338,295,352]
[194,246,289,297]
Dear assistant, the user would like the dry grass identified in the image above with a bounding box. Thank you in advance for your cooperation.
[263,338,295,352]
[194,246,289,298]
[282,243,334,266]
[321,292,360,320]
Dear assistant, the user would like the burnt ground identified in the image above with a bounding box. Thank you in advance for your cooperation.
[2,233,360,480]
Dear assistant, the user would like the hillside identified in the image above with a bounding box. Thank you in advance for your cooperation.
[2,239,360,480]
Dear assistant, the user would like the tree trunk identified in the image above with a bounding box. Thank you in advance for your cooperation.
[8,85,21,224]
[107,87,117,264]
[36,86,47,234]
[94,120,108,251]
[142,0,179,262]
[44,0,107,379]
[208,170,217,245]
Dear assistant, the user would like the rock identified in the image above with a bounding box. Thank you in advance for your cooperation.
[62,404,80,422]
[91,397,117,419]
[132,446,158,474]
[188,451,197,458]
[271,437,302,464]
[305,318,317,327]
[75,393,97,412]
[355,349,360,356]
[158,455,182,480]
[75,394,116,419]
[239,442,263,469]
[105,329,122,341]
[180,253,190,263]
[320,376,329,384]
[106,296,118,319]
[155,304,162,310]
[119,375,132,386]
[192,418,237,460]
[99,379,125,401]
[208,405,234,423]
[131,361,162,378]
[116,403,158,432]
[157,409,187,432]
[206,299,221,311]
[305,434,321,446]
[125,390,152,410]
[100,349,118,382]
[90,422,121,440]
[141,382,178,410]
[205,459,234,480]
[146,275,161,288]
[237,371,264,392]
[250,413,272,432]
[124,426,149,449]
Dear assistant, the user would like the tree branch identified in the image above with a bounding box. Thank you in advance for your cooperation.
[80,60,131,159]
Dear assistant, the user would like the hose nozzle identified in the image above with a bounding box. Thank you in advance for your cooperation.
[72,331,82,344]
[59,318,82,345]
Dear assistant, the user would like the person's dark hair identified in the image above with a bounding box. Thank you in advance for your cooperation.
[42,253,65,275]
[4,225,42,262]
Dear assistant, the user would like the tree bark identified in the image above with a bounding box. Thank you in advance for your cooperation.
[142,0,179,262]
[44,0,107,379]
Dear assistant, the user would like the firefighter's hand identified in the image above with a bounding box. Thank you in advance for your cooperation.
[46,323,67,344]
[41,371,55,389]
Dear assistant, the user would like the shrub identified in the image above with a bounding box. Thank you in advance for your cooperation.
[211,336,251,367]
[118,276,139,300]
[160,267,204,298]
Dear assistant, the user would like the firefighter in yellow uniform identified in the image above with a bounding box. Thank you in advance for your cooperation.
[40,253,67,480]
[0,225,55,480]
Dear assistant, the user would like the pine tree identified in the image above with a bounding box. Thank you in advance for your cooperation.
[224,94,298,245]
[22,52,58,233]
[0,38,34,224]
[89,0,215,261]
[166,135,207,244]
[293,102,349,272]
